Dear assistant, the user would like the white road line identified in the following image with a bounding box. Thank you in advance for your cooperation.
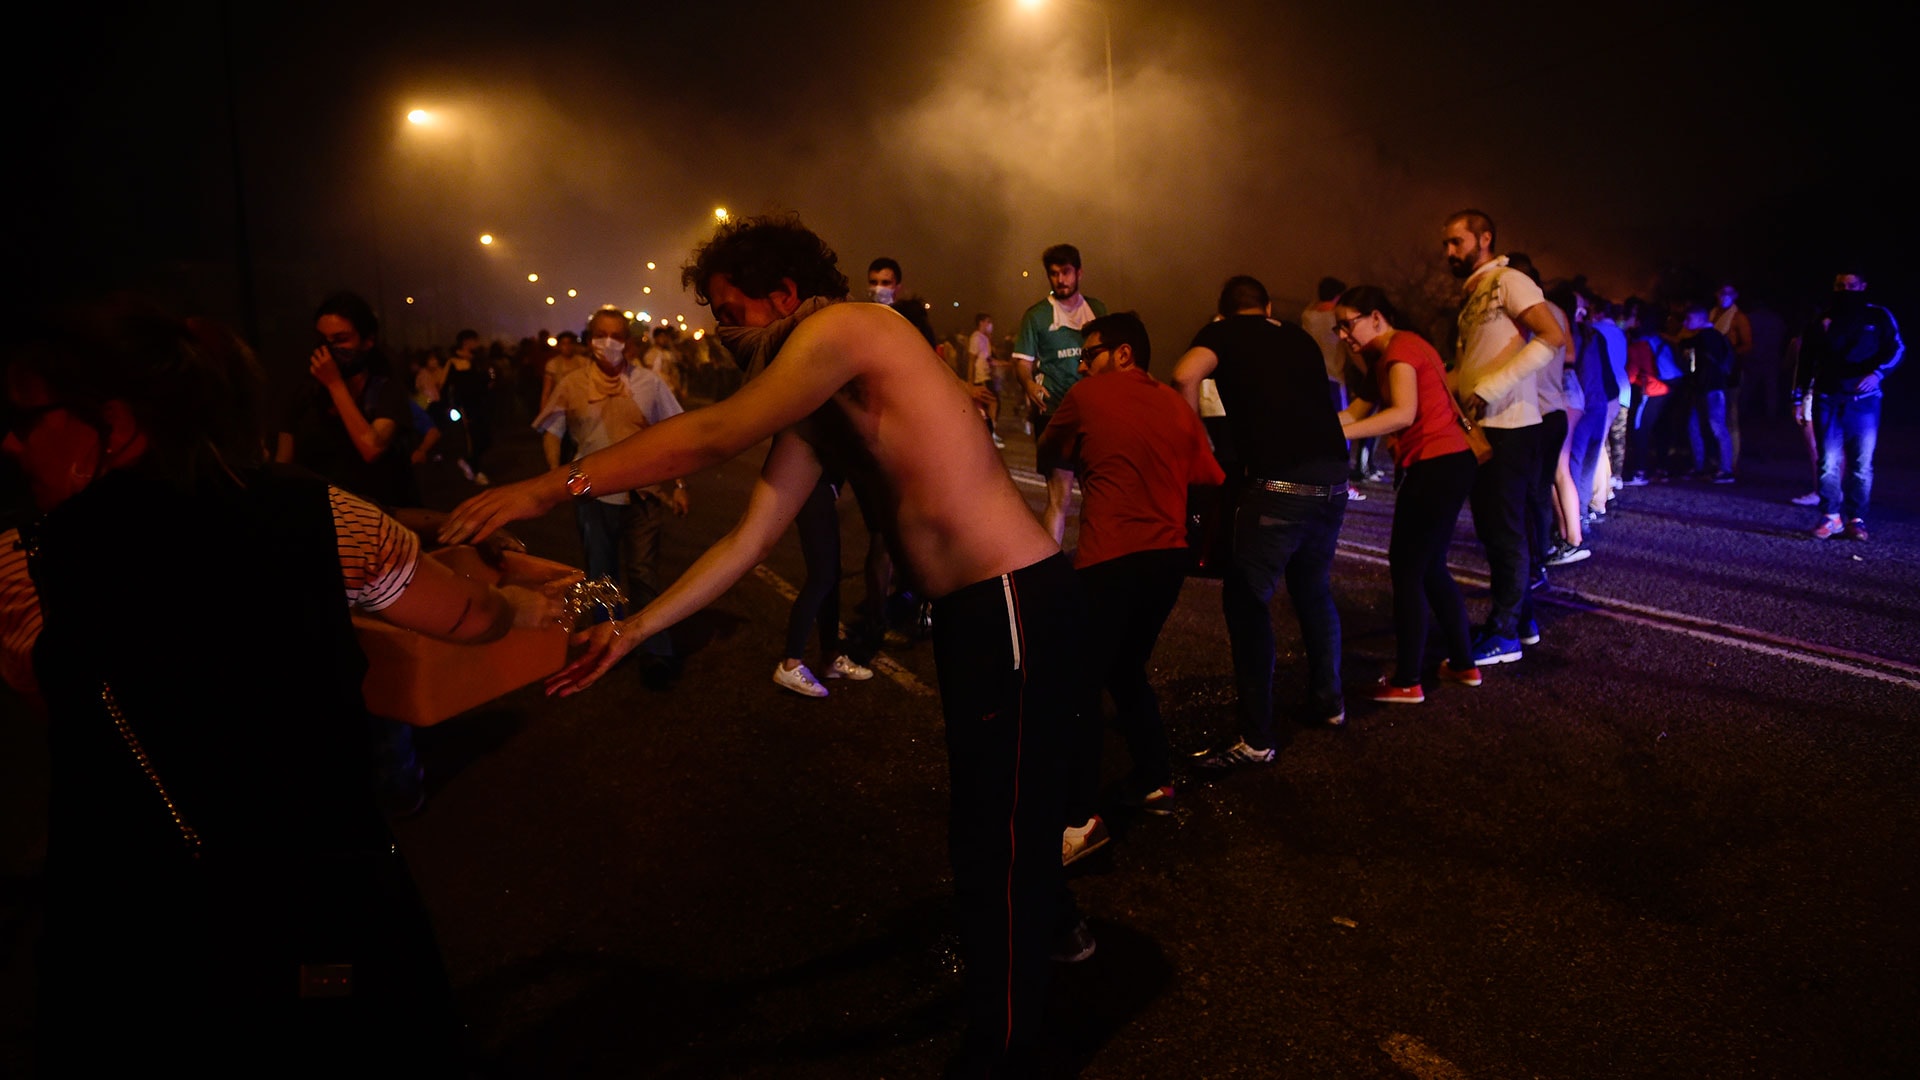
[749,564,935,698]
[1333,544,1920,692]
[1379,1033,1471,1080]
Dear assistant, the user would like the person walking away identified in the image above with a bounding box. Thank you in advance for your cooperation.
[1712,283,1755,469]
[444,329,494,485]
[968,312,1003,447]
[1172,275,1350,764]
[1677,307,1736,482]
[1332,287,1482,702]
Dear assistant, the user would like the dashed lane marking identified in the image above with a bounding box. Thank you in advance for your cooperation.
[1334,543,1920,693]
[1379,1033,1471,1080]
[749,564,936,697]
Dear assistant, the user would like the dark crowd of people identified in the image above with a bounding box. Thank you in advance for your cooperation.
[0,207,1901,1076]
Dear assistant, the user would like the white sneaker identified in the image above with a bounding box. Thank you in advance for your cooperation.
[1061,816,1110,867]
[772,662,829,698]
[824,655,873,681]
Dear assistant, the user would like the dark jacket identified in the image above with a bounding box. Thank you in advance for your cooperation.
[1797,296,1904,396]
[1679,328,1736,393]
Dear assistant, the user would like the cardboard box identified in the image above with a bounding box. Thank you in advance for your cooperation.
[355,547,583,726]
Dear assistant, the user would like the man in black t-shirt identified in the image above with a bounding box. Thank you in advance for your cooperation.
[1172,276,1351,766]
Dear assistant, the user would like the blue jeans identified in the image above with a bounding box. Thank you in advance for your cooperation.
[1688,388,1732,474]
[1816,391,1882,521]
[575,496,673,658]
[1222,485,1347,747]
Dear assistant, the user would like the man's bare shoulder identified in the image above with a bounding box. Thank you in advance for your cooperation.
[787,302,933,366]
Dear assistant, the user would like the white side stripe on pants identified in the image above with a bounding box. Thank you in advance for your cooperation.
[1001,574,1022,671]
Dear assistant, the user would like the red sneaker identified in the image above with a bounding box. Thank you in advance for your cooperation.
[1438,660,1483,687]
[1371,677,1425,704]
[1810,515,1845,540]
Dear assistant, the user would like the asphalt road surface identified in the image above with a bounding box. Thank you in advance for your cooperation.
[3,394,1915,1078]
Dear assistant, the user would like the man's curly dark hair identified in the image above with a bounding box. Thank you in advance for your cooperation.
[681,213,851,306]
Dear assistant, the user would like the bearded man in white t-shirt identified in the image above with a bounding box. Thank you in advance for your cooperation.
[1443,209,1567,666]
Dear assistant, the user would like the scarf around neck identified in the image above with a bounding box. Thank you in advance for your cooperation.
[715,296,841,380]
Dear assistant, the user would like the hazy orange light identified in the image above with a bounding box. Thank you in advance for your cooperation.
[693,329,704,340]
[405,296,415,304]
[545,296,556,305]
[642,286,652,294]
[527,273,539,282]
[646,261,657,270]
[566,288,578,298]
[479,233,494,246]
[546,336,558,346]
[407,109,432,125]
[714,207,729,221]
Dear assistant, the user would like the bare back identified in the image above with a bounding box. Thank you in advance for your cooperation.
[800,305,1058,597]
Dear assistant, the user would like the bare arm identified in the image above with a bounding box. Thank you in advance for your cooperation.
[440,305,885,544]
[543,432,563,470]
[1171,346,1219,415]
[310,348,396,464]
[1342,363,1418,441]
[372,552,551,644]
[544,429,823,695]
[1014,357,1047,410]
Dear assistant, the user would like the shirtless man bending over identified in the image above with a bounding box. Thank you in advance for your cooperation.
[441,214,1084,1075]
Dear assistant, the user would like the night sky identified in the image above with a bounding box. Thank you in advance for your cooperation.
[6,0,1913,369]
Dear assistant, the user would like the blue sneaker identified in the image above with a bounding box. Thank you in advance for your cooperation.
[1519,620,1541,646]
[1472,631,1523,666]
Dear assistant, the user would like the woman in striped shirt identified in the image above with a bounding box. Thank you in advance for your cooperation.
[1,301,552,1069]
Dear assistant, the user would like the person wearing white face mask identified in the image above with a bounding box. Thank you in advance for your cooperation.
[533,308,692,687]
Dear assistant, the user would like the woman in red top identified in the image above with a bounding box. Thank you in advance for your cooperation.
[1335,286,1482,703]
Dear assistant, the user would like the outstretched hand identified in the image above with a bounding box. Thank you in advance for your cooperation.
[439,475,558,545]
[544,620,640,697]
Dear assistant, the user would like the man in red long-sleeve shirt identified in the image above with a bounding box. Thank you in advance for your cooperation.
[1040,311,1224,855]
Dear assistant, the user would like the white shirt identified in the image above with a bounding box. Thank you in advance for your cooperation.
[1455,256,1550,429]
[533,362,684,504]
[967,330,994,384]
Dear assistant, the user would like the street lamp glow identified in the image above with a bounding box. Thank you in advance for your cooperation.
[406,109,432,125]
[545,296,556,305]
[566,288,578,298]
[479,233,494,246]
[405,296,415,304]
[527,273,539,282]
[646,261,657,270]
[713,207,729,221]
[642,286,651,294]
[693,329,704,340]
[637,312,651,321]
[546,336,558,346]
[623,310,635,319]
